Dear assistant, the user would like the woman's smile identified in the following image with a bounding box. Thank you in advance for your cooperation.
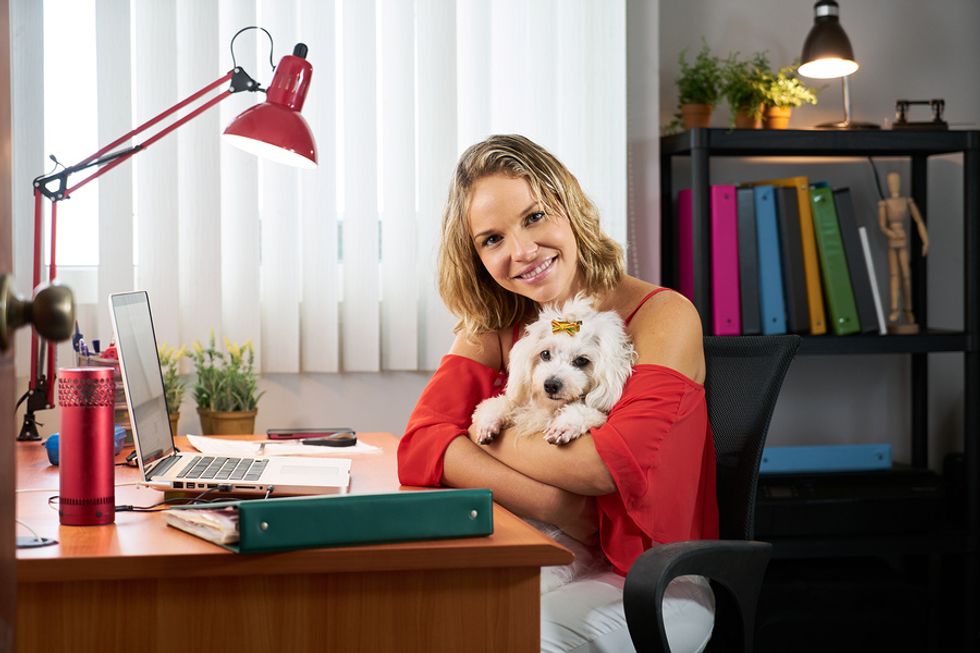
[514,256,557,283]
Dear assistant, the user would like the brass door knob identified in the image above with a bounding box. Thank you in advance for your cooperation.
[0,275,75,352]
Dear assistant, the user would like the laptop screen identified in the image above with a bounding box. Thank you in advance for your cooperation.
[110,291,175,471]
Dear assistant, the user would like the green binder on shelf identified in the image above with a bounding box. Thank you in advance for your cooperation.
[809,184,861,335]
[168,489,494,553]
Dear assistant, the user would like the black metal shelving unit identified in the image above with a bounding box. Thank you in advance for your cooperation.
[660,128,979,649]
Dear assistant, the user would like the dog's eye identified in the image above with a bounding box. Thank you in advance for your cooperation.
[572,356,590,368]
[539,350,551,362]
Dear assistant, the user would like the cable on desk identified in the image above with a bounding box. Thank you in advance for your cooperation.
[116,486,232,512]
[15,519,57,549]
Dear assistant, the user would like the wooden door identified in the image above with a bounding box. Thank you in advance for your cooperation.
[1,0,15,650]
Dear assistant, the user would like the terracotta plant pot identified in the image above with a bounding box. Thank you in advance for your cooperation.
[763,106,792,129]
[733,107,763,129]
[197,408,258,436]
[169,412,179,437]
[681,103,713,129]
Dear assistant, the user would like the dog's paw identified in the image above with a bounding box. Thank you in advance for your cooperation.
[543,404,607,445]
[471,395,512,445]
[543,422,585,445]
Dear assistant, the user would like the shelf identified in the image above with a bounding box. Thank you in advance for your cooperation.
[797,330,969,355]
[661,128,979,158]
[766,531,976,559]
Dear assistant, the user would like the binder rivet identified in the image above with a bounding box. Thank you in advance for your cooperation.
[260,521,269,531]
[469,510,478,520]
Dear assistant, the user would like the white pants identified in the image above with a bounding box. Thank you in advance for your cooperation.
[535,522,715,653]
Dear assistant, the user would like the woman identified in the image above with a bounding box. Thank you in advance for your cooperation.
[398,134,718,653]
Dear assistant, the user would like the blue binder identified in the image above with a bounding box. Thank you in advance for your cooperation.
[760,444,892,474]
[753,185,787,335]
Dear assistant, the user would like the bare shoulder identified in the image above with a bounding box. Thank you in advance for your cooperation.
[626,287,705,383]
[448,328,506,371]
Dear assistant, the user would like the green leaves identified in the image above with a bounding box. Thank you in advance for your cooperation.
[763,64,819,109]
[677,41,723,106]
[158,343,187,416]
[189,332,264,412]
[722,51,771,119]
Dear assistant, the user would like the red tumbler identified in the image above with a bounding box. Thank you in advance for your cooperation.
[58,367,116,525]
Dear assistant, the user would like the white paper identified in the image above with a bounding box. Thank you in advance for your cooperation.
[186,434,381,458]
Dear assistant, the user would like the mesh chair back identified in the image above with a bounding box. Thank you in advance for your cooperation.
[704,335,800,540]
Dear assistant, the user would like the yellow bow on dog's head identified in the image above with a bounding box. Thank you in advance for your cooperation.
[551,319,582,336]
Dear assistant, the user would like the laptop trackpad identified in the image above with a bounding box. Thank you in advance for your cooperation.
[277,464,344,483]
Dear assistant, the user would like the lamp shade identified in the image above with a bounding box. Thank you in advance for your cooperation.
[798,0,860,79]
[223,43,317,169]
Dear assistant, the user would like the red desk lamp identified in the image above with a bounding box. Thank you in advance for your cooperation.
[17,27,317,440]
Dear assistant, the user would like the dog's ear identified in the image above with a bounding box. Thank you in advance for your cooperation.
[584,313,636,412]
[504,326,541,405]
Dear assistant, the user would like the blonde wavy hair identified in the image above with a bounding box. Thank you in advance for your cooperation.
[438,134,624,337]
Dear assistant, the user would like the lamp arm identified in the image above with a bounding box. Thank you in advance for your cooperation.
[21,66,261,436]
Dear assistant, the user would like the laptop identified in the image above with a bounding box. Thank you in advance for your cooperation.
[109,290,351,496]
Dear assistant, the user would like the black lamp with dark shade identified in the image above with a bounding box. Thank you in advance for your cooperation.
[798,0,879,129]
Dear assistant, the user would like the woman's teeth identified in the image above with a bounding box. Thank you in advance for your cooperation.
[518,257,555,280]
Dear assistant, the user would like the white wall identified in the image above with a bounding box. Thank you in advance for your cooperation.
[654,0,980,468]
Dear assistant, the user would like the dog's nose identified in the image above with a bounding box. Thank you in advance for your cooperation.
[544,378,562,395]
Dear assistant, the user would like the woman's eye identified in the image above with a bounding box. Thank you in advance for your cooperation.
[572,356,590,368]
[482,234,502,247]
[540,350,551,361]
[525,211,545,225]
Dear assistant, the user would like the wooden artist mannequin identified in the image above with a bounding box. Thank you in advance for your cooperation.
[878,171,929,334]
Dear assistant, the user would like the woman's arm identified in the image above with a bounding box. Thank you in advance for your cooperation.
[442,436,597,543]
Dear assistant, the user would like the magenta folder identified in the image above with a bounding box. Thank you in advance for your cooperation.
[677,188,693,301]
[710,185,741,335]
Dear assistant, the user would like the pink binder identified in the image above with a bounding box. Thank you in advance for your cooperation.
[710,185,741,335]
[677,188,693,301]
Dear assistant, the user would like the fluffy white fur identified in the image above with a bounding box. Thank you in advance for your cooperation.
[472,294,636,446]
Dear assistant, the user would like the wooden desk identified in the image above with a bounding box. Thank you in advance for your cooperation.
[15,433,571,653]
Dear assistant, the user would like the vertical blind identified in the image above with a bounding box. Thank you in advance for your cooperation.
[11,0,626,375]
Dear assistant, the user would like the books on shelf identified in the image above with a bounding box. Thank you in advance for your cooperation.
[774,186,811,334]
[674,176,891,337]
[834,188,881,334]
[755,176,827,335]
[710,185,741,335]
[809,183,860,335]
[736,188,761,335]
[754,185,787,335]
[858,226,889,334]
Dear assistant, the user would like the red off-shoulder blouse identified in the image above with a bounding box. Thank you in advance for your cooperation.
[397,291,719,575]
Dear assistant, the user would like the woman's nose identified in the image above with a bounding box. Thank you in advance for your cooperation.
[510,235,538,261]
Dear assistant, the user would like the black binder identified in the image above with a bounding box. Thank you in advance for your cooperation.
[833,187,880,333]
[736,187,761,335]
[775,187,811,334]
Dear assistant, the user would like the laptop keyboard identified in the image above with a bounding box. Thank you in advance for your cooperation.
[176,456,270,483]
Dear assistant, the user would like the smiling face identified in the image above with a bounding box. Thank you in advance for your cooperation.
[468,174,583,306]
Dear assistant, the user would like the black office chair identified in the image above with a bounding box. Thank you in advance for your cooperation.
[624,335,801,653]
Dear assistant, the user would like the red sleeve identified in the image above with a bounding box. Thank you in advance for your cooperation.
[397,354,503,486]
[591,364,719,575]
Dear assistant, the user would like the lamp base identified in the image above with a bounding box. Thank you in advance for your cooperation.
[815,119,881,130]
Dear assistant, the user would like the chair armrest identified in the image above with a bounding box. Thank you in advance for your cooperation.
[624,540,772,653]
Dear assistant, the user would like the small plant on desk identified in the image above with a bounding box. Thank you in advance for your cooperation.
[190,331,264,435]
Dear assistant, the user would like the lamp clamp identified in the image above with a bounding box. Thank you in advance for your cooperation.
[229,67,262,94]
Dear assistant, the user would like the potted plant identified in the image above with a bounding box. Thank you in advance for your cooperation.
[762,63,818,129]
[190,331,264,435]
[158,343,187,436]
[721,52,770,129]
[676,42,722,129]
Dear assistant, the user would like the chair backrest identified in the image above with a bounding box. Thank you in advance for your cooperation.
[704,335,800,540]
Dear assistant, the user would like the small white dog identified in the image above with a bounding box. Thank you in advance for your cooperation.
[472,294,635,446]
